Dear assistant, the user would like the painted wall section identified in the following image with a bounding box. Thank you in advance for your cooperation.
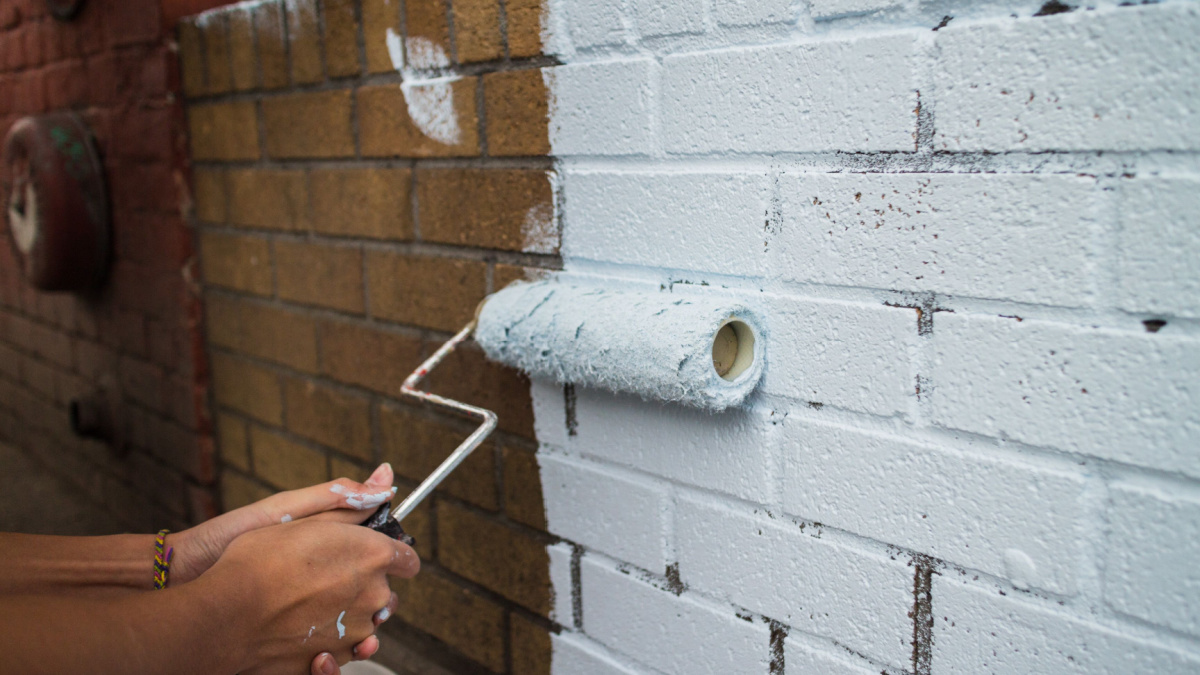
[535,0,1200,673]
[0,0,215,531]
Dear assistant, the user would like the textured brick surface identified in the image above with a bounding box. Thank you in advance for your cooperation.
[199,232,273,295]
[319,321,423,394]
[309,168,412,240]
[390,571,507,672]
[485,69,550,156]
[274,241,365,313]
[452,0,503,62]
[439,500,551,614]
[1115,177,1200,318]
[249,426,328,490]
[283,378,373,459]
[418,169,555,252]
[379,403,498,509]
[205,295,319,373]
[227,169,310,232]
[262,90,355,158]
[210,353,282,424]
[357,80,481,157]
[366,252,487,331]
[189,101,260,160]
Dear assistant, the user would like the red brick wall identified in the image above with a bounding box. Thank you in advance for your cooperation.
[0,0,214,531]
[180,0,558,671]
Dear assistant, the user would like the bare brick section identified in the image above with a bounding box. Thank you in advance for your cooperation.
[418,169,555,252]
[485,70,550,156]
[366,252,487,331]
[189,101,260,160]
[262,90,355,158]
[309,168,412,240]
[275,241,365,313]
[180,2,557,672]
[227,169,310,231]
[358,81,481,157]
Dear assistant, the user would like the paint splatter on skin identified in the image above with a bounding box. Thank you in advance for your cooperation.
[336,611,347,639]
[330,484,398,510]
[280,514,292,523]
[303,625,317,644]
[384,29,462,145]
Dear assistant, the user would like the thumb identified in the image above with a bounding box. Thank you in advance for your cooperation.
[365,462,395,489]
[312,652,340,675]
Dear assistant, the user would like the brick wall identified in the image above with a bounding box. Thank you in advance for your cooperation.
[533,1,1200,674]
[179,0,560,672]
[0,0,214,532]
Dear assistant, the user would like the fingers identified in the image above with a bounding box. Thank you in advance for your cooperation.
[352,635,381,661]
[386,540,421,578]
[266,465,399,526]
[311,652,340,675]
[374,592,399,626]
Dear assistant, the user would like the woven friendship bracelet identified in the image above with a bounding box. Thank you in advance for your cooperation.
[153,529,174,590]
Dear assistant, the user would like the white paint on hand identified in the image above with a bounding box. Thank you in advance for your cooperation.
[383,30,463,146]
[280,514,292,523]
[303,625,317,644]
[336,611,347,639]
[330,484,399,510]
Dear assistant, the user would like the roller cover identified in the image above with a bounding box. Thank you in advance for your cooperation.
[475,280,765,411]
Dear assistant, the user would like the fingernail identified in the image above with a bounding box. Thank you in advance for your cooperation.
[317,653,337,675]
[376,606,391,623]
[366,462,391,485]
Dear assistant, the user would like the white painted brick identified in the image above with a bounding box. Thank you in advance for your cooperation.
[542,453,666,572]
[551,633,642,675]
[562,172,771,276]
[933,4,1200,152]
[631,0,705,36]
[674,496,914,669]
[568,386,776,502]
[930,314,1200,477]
[1116,177,1200,319]
[761,296,914,415]
[1104,482,1200,637]
[773,173,1099,306]
[546,61,655,156]
[781,418,1085,594]
[532,377,569,449]
[565,0,628,49]
[934,575,1200,673]
[809,0,901,20]
[713,0,794,27]
[783,637,879,675]
[661,33,917,154]
[549,542,575,625]
[581,555,771,674]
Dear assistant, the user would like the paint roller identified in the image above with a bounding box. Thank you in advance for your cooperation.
[362,278,765,540]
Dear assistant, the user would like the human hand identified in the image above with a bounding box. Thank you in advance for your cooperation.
[169,463,399,585]
[204,518,419,675]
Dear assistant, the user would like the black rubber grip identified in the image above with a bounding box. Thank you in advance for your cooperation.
[360,501,416,547]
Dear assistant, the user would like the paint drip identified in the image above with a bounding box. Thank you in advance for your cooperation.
[336,611,347,639]
[280,514,292,523]
[475,278,766,411]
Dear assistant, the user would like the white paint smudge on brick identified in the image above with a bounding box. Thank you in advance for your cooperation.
[384,31,462,146]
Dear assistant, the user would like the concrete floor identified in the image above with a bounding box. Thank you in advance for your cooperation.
[0,440,125,536]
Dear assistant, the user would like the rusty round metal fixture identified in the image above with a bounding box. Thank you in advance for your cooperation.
[2,112,110,291]
[45,0,86,21]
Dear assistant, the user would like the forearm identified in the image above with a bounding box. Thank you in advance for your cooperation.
[0,533,156,595]
[0,576,251,674]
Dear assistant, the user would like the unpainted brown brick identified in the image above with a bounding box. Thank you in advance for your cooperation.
[251,425,329,490]
[503,445,546,531]
[319,321,422,395]
[202,15,234,94]
[511,612,552,675]
[256,1,290,89]
[329,455,368,482]
[222,469,275,510]
[178,20,207,97]
[484,69,550,156]
[275,241,365,313]
[310,168,412,240]
[452,0,503,63]
[424,342,535,438]
[379,403,498,510]
[506,0,546,58]
[199,231,273,296]
[418,169,555,252]
[398,496,433,560]
[361,0,401,74]
[211,352,283,424]
[192,169,227,223]
[406,0,451,55]
[366,252,486,332]
[228,169,310,231]
[283,378,373,459]
[438,500,550,615]
[205,294,319,372]
[322,0,360,77]
[189,101,261,161]
[493,263,546,292]
[287,0,324,84]
[20,356,57,400]
[263,90,355,158]
[357,81,480,158]
[389,571,506,672]
[217,412,250,471]
[227,7,258,91]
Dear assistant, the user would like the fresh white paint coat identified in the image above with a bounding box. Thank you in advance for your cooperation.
[534,0,1200,673]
